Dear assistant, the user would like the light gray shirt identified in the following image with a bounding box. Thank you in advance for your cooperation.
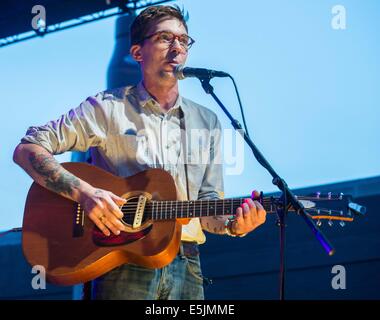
[21,82,224,243]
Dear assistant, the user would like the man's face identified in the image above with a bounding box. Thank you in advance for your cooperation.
[131,18,189,82]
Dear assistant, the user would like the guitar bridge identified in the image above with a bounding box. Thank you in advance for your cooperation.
[133,195,147,229]
[73,203,85,237]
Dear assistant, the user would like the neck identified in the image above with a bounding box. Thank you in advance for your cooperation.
[142,77,179,111]
[128,197,274,221]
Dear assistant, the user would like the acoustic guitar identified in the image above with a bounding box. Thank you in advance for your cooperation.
[22,162,365,286]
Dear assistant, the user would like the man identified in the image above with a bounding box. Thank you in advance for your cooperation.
[13,5,266,299]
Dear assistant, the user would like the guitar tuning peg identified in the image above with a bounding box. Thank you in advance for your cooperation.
[339,221,345,227]
[328,192,332,199]
[339,192,344,200]
[316,192,321,198]
[328,220,333,227]
[316,220,322,227]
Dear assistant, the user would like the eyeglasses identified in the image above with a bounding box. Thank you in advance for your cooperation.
[140,31,195,50]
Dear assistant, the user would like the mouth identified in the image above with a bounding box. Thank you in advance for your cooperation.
[167,60,180,66]
[166,59,180,64]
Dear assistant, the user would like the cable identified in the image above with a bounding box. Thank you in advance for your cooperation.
[228,75,251,138]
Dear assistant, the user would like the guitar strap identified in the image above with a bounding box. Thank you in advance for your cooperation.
[179,108,191,201]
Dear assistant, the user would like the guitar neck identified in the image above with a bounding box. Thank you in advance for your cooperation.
[144,197,277,221]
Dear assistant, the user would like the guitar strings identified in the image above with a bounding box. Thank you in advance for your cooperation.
[119,202,340,212]
[117,196,336,212]
[116,196,345,219]
[119,196,340,206]
[118,205,345,218]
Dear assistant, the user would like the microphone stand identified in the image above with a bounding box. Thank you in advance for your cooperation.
[198,77,335,300]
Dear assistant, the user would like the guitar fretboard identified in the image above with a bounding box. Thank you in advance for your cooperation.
[127,197,275,221]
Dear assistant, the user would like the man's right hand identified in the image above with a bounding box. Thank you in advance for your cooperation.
[80,188,126,236]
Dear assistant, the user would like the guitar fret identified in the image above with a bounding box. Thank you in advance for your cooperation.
[175,201,178,219]
[222,199,225,215]
[214,199,217,216]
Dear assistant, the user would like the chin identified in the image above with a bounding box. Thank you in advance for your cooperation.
[159,70,176,80]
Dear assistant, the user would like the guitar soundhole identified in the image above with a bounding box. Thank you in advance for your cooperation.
[121,197,149,226]
[92,224,152,247]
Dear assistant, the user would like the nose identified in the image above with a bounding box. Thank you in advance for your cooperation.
[170,38,185,53]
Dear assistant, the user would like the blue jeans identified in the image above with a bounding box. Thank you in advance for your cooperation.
[92,242,205,300]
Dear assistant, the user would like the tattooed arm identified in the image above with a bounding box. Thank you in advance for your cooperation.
[13,143,125,236]
[13,143,91,202]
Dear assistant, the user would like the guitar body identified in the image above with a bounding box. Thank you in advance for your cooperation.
[22,162,184,286]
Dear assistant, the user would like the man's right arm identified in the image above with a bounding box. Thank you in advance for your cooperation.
[14,142,89,203]
[13,143,125,236]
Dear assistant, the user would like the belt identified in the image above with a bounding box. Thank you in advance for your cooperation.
[179,241,200,257]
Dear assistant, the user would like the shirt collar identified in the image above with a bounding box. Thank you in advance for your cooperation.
[135,81,183,115]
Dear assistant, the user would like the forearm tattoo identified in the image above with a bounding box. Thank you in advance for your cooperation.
[94,189,104,196]
[28,152,80,197]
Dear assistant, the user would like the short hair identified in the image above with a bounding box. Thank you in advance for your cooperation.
[130,5,189,46]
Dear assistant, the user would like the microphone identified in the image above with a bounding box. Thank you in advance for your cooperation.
[174,64,229,80]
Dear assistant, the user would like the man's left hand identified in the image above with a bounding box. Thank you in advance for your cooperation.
[231,193,267,235]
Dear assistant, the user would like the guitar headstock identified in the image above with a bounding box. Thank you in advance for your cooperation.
[296,192,366,227]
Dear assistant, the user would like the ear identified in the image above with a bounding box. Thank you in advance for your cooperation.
[130,44,143,62]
